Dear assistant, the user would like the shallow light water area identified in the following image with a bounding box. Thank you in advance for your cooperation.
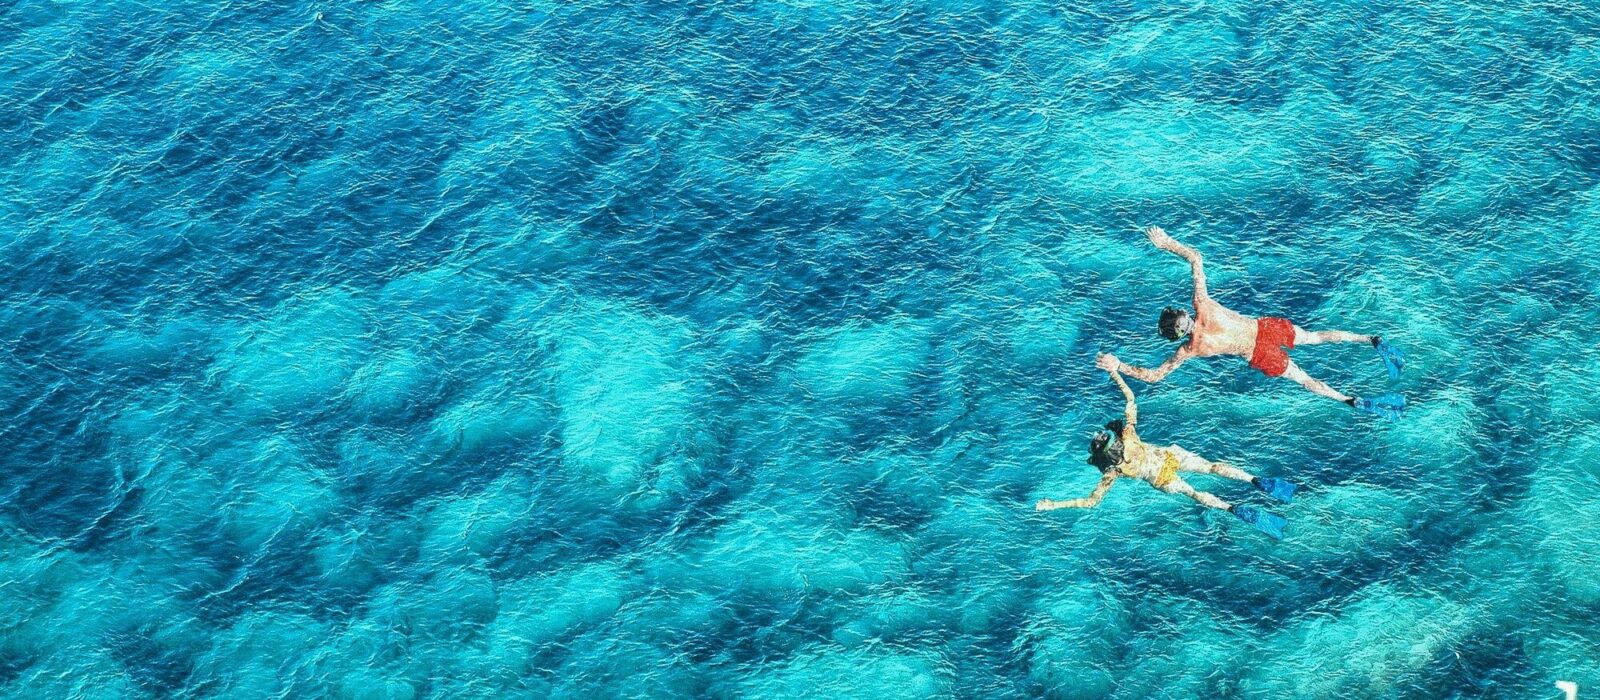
[3,0,1600,697]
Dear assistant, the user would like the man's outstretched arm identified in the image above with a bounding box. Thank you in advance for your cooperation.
[1145,226,1209,304]
[1099,350,1190,384]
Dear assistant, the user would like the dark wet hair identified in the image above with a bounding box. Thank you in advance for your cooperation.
[1087,419,1127,472]
[1158,306,1189,341]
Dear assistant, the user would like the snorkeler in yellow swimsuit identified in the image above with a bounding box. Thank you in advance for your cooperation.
[1036,368,1296,539]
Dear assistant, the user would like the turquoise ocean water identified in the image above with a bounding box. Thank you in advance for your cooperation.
[4,1,1600,697]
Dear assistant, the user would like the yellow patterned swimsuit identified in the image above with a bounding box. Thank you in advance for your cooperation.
[1152,451,1181,488]
[1119,431,1181,489]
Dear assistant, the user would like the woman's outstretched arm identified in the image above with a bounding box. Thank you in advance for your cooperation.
[1109,368,1137,428]
[1036,472,1118,511]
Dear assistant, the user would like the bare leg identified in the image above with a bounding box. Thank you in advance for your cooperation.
[1294,326,1375,346]
[1168,446,1254,482]
[1280,359,1353,403]
[1158,476,1231,511]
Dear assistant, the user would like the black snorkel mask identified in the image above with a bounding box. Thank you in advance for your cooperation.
[1088,419,1127,471]
[1087,429,1121,468]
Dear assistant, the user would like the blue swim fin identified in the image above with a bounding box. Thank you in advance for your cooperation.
[1232,505,1287,540]
[1352,393,1407,421]
[1253,477,1297,504]
[1374,338,1405,381]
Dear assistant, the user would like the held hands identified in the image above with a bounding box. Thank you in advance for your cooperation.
[1095,353,1121,373]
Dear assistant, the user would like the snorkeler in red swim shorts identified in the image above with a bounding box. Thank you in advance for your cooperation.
[1096,227,1408,420]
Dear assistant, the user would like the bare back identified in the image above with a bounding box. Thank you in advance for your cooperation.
[1186,298,1256,359]
[1113,426,1161,482]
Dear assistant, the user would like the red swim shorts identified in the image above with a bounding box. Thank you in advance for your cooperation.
[1249,317,1296,378]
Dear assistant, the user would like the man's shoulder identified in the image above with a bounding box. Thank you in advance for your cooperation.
[1199,300,1254,326]
[1179,342,1220,360]
[1195,293,1235,313]
[1184,328,1242,357]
